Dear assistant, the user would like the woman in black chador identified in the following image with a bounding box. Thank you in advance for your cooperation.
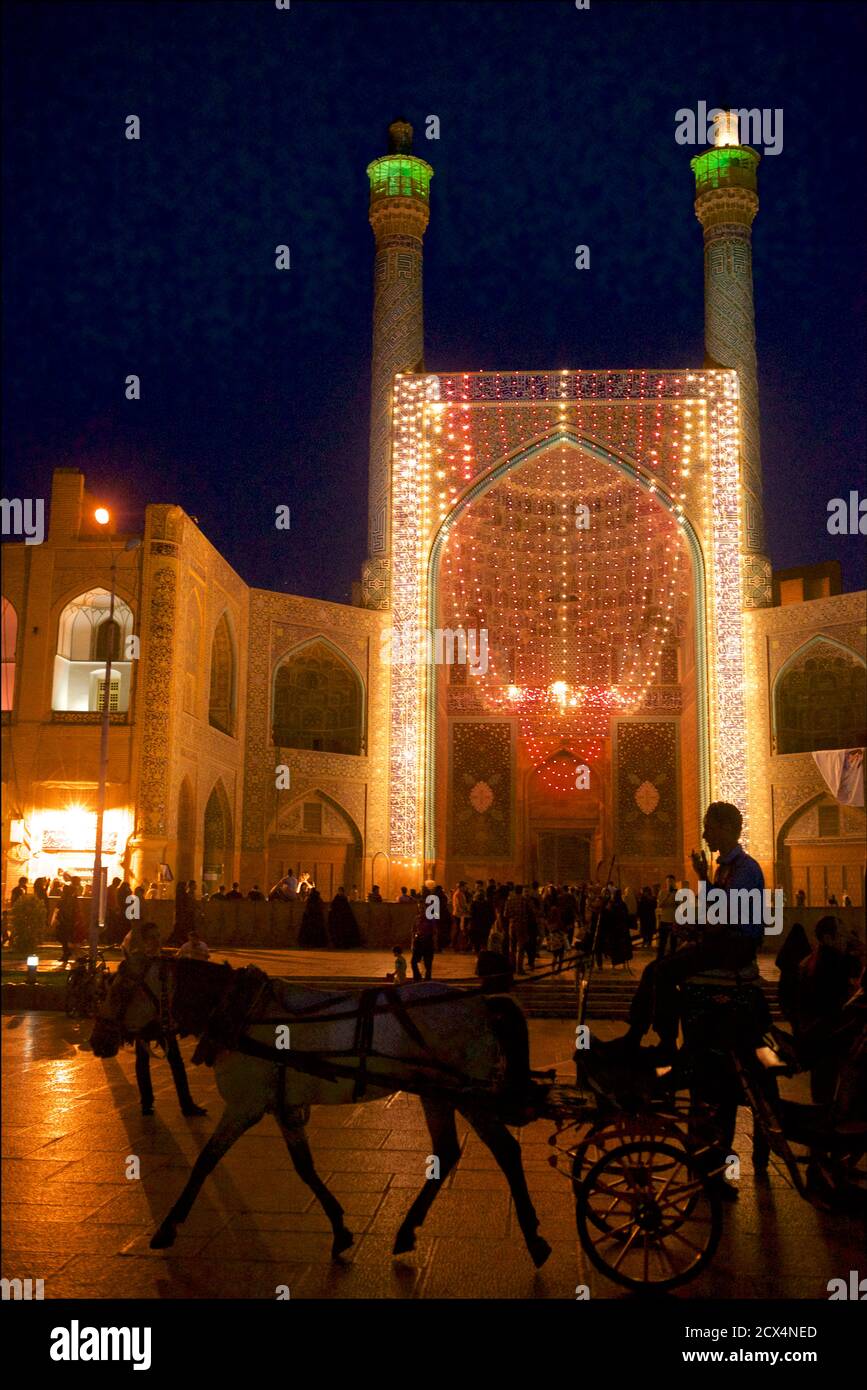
[298,888,327,947]
[328,888,361,948]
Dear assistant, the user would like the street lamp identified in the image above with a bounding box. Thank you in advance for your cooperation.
[88,510,141,961]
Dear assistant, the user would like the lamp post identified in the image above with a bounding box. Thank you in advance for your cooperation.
[89,511,141,962]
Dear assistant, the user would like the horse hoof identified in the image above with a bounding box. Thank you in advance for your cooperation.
[331,1227,354,1258]
[392,1229,416,1257]
[150,1224,176,1250]
[529,1235,552,1268]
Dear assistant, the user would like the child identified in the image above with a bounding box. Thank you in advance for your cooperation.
[386,945,408,984]
[549,923,566,973]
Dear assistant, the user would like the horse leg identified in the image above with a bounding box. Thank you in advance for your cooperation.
[462,1106,551,1268]
[277,1110,354,1259]
[393,1096,461,1256]
[150,1103,261,1249]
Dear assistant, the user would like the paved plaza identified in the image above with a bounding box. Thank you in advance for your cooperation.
[2,961,860,1301]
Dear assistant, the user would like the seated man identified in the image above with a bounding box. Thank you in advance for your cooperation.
[604,801,765,1064]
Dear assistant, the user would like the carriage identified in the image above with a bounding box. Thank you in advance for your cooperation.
[90,946,866,1294]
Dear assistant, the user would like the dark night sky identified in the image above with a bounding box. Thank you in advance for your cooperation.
[3,0,865,602]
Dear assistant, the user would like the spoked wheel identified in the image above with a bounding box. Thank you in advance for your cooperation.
[571,1114,687,1190]
[576,1140,721,1293]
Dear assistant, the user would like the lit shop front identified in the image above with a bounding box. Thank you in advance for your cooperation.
[8,805,133,892]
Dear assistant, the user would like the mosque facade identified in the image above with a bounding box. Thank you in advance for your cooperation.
[3,119,865,907]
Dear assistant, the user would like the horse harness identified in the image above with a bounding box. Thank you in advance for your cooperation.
[196,965,491,1102]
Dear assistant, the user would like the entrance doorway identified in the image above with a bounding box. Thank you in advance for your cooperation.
[534,830,591,884]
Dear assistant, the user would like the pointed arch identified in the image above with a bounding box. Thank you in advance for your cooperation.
[423,429,710,863]
[176,776,196,883]
[272,637,364,754]
[208,611,236,735]
[772,635,866,754]
[183,587,204,716]
[1,596,18,711]
[52,588,135,712]
[202,779,233,887]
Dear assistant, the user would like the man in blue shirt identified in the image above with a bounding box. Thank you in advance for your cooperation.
[609,802,765,1062]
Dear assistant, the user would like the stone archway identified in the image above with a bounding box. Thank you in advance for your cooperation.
[777,792,866,907]
[176,777,196,883]
[202,780,233,893]
[267,790,363,901]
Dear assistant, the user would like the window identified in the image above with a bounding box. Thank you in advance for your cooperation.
[96,676,120,712]
[1,597,17,711]
[52,589,135,713]
[775,641,867,755]
[208,612,236,735]
[303,802,323,834]
[272,641,363,754]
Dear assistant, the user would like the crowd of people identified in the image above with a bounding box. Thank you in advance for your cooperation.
[398,876,684,983]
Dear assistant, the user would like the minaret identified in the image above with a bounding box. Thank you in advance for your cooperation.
[691,112,772,609]
[361,119,433,610]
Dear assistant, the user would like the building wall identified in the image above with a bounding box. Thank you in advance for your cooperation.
[2,470,386,905]
[239,588,388,896]
[743,589,867,894]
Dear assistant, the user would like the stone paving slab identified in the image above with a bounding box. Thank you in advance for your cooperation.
[2,1011,862,1300]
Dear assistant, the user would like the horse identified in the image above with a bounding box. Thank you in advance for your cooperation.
[90,956,554,1266]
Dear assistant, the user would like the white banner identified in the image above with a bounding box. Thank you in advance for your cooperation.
[812,748,865,808]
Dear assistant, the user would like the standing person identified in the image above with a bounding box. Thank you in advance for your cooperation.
[775,920,811,1023]
[549,918,567,973]
[469,884,493,956]
[104,876,122,944]
[608,890,634,972]
[328,889,361,948]
[54,880,84,965]
[451,882,470,952]
[367,884,383,904]
[796,916,858,1103]
[558,885,577,946]
[410,903,436,981]
[397,886,413,904]
[656,875,679,958]
[247,884,265,901]
[434,885,452,953]
[622,882,638,937]
[33,877,50,910]
[297,871,313,901]
[225,882,243,900]
[637,886,657,949]
[166,880,190,946]
[386,946,408,985]
[107,922,207,1118]
[10,876,28,906]
[506,885,533,975]
[210,884,227,901]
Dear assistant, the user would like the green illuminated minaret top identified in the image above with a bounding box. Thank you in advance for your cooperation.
[690,110,771,609]
[367,118,434,206]
[361,119,434,611]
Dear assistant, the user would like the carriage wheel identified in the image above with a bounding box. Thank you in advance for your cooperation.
[571,1114,687,1188]
[576,1141,721,1293]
